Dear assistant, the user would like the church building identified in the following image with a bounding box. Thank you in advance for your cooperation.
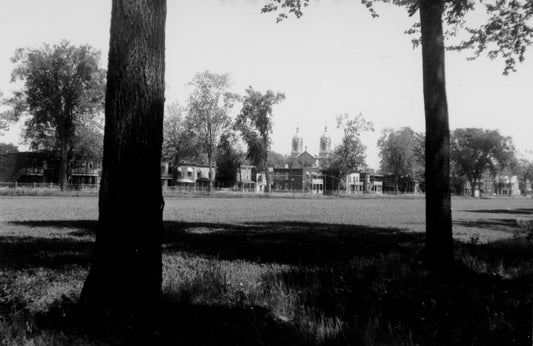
[271,125,331,193]
[289,125,331,168]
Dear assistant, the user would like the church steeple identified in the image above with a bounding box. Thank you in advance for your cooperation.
[319,124,331,160]
[291,124,304,158]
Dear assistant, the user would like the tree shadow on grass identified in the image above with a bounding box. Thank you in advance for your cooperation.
[8,219,97,237]
[464,208,533,215]
[155,298,303,345]
[253,238,533,346]
[453,218,520,233]
[1,220,95,270]
[7,219,423,267]
[26,296,302,346]
[4,219,533,345]
[0,236,94,270]
[162,221,424,266]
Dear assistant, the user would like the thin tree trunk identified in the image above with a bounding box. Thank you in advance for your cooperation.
[420,0,454,272]
[264,155,271,193]
[80,0,166,337]
[59,143,69,191]
[208,153,213,193]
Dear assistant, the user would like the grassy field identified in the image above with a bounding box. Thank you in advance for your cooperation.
[0,196,532,345]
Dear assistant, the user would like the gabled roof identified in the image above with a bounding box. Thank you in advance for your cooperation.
[290,151,317,168]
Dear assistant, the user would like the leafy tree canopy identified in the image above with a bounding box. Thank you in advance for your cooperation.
[216,131,245,187]
[378,127,424,181]
[267,150,290,168]
[332,112,374,173]
[186,71,236,189]
[262,0,533,74]
[1,40,105,188]
[236,86,285,171]
[162,101,204,165]
[451,128,515,192]
[320,113,373,192]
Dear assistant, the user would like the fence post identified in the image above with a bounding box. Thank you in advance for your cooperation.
[15,182,17,190]
[33,182,36,189]
[81,183,84,191]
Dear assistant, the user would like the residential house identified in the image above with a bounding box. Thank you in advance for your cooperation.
[271,166,323,193]
[173,161,216,189]
[0,151,100,187]
[382,174,420,194]
[360,172,383,194]
[345,171,364,193]
[236,164,255,191]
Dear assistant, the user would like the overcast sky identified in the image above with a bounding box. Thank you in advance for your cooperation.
[1,0,532,169]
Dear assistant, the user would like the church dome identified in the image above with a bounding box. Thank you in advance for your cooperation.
[319,125,331,159]
[291,125,304,158]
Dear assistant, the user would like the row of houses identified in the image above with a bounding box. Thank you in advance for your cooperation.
[0,126,419,194]
[0,152,100,186]
[451,175,525,197]
[0,151,406,194]
[0,147,529,196]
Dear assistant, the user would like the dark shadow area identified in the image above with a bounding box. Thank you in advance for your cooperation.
[454,218,519,233]
[8,219,422,266]
[3,219,532,345]
[464,208,533,215]
[0,236,93,270]
[8,295,304,346]
[156,299,303,345]
[9,219,97,237]
[161,221,424,266]
[259,251,532,345]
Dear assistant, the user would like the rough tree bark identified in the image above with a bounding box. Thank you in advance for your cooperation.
[80,0,166,335]
[420,0,454,271]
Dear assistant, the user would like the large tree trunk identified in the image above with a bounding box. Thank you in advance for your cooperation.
[80,0,166,337]
[420,0,454,272]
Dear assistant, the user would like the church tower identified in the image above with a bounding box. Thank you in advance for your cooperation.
[291,125,304,158]
[318,124,331,160]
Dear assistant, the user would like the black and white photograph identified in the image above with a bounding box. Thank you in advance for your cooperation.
[0,0,532,344]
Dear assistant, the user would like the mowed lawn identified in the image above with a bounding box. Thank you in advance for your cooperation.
[1,195,531,239]
[0,196,532,345]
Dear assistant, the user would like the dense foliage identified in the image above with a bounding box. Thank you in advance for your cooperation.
[321,113,373,192]
[2,41,105,189]
[378,127,425,192]
[215,132,245,187]
[186,71,236,190]
[451,128,515,196]
[162,101,204,167]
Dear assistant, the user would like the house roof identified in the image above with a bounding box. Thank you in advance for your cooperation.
[290,151,317,168]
